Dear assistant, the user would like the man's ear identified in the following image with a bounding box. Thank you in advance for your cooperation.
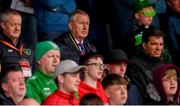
[2,83,8,92]
[104,89,110,98]
[142,42,146,50]
[57,75,64,84]
[0,22,6,30]
[68,22,73,31]
[135,13,140,19]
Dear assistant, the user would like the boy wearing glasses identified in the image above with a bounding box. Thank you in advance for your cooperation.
[153,64,180,105]
[78,52,109,105]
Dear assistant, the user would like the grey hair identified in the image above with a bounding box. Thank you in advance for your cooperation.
[0,9,21,22]
[68,9,89,22]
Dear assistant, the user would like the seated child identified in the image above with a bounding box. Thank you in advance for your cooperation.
[102,74,128,105]
[79,93,103,105]
[153,64,180,105]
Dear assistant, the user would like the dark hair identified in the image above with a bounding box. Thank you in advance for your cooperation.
[142,27,164,43]
[79,52,103,65]
[102,74,128,89]
[0,65,22,90]
[79,93,103,105]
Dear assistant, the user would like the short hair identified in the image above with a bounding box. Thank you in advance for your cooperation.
[102,74,128,89]
[142,27,164,43]
[68,9,89,22]
[0,65,22,90]
[79,93,103,105]
[0,9,21,22]
[79,52,103,65]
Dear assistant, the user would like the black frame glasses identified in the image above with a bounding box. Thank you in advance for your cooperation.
[86,63,107,69]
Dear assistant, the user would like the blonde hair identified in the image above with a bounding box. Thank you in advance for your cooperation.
[163,68,177,79]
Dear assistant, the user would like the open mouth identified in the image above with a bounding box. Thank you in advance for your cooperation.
[170,86,175,90]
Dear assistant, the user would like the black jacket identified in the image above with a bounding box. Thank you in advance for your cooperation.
[0,92,15,105]
[54,32,97,63]
[126,51,166,104]
[0,32,34,71]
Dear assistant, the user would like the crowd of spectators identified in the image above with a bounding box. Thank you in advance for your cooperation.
[0,0,180,105]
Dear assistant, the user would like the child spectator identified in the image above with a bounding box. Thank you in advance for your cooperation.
[125,0,172,63]
[102,74,128,105]
[42,60,86,105]
[79,93,103,105]
[153,63,180,104]
[78,52,109,104]
[125,0,157,58]
[104,49,142,104]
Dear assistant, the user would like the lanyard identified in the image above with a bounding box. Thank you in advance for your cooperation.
[68,33,83,54]
[0,39,23,56]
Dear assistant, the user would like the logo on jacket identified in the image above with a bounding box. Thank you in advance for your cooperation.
[8,49,13,53]
[23,48,31,56]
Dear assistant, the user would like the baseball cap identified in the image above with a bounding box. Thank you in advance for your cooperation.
[54,60,87,78]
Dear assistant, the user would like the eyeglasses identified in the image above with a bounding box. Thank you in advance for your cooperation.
[86,63,107,70]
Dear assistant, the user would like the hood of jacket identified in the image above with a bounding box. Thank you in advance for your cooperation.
[153,64,180,102]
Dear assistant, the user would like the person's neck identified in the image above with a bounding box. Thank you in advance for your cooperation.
[11,38,18,45]
[84,75,97,89]
[6,92,23,105]
[12,95,24,105]
[3,32,18,45]
[59,87,72,95]
[167,95,174,102]
[75,38,84,44]
[110,100,124,106]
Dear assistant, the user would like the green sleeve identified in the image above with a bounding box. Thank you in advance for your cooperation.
[26,82,42,103]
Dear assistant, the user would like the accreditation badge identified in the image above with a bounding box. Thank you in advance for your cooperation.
[19,59,32,77]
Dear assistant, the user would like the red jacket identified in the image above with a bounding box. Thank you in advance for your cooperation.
[42,90,79,105]
[78,81,109,104]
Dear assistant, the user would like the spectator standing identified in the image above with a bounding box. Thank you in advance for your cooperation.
[0,66,26,105]
[153,63,180,104]
[0,9,33,77]
[54,9,96,63]
[125,0,157,58]
[126,27,167,104]
[42,60,86,105]
[78,52,109,104]
[32,0,76,41]
[26,41,60,103]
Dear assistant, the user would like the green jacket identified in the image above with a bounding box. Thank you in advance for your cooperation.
[26,69,57,103]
